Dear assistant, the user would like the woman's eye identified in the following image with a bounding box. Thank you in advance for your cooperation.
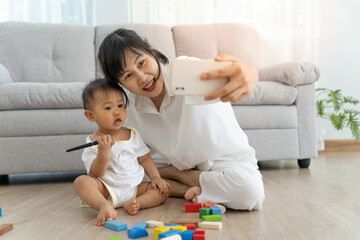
[105,107,111,110]
[139,60,145,67]
[124,73,132,80]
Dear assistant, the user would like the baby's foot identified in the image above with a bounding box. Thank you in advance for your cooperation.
[123,199,139,215]
[185,186,202,203]
[93,204,117,226]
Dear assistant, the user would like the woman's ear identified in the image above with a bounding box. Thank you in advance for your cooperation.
[84,110,96,122]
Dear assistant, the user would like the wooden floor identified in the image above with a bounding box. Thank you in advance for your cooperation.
[1,151,360,240]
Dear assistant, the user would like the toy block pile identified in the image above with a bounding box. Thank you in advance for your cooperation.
[105,202,225,239]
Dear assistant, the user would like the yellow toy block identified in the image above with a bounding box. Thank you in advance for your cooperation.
[154,226,170,240]
[172,225,187,233]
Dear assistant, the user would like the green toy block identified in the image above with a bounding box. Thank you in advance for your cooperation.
[201,214,222,221]
[199,207,211,219]
[108,237,122,240]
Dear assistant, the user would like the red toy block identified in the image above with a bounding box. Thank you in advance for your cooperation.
[203,202,215,208]
[193,229,205,240]
[183,223,196,230]
[185,203,202,213]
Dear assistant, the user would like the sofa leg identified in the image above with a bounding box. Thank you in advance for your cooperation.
[0,174,9,184]
[297,158,311,168]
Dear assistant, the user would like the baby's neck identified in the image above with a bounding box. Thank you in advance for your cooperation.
[91,127,131,142]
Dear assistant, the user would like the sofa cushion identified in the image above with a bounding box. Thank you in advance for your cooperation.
[0,64,13,84]
[233,81,297,106]
[0,82,86,110]
[259,61,320,86]
[172,23,266,69]
[0,22,95,83]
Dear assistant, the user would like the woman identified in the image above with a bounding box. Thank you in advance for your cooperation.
[98,28,265,210]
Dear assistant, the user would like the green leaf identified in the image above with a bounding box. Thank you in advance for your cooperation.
[328,90,342,112]
[348,113,360,142]
[343,96,359,105]
[329,113,345,130]
[316,100,325,117]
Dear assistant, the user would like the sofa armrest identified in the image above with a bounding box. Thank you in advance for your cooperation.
[0,64,14,84]
[258,61,320,86]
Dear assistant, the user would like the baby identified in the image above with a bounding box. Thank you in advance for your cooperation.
[73,78,170,226]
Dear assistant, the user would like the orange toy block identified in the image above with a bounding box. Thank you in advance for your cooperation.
[0,223,13,236]
[203,202,215,208]
[169,219,199,227]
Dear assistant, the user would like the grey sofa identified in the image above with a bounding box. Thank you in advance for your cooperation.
[0,22,320,176]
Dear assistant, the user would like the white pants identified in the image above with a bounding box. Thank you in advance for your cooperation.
[197,163,265,210]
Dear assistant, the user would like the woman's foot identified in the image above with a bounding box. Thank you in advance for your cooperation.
[123,199,140,215]
[93,204,117,226]
[184,186,201,203]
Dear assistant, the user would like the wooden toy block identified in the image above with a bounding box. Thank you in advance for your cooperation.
[0,223,13,236]
[171,225,187,233]
[193,229,205,240]
[200,221,222,230]
[147,220,165,228]
[215,203,226,214]
[108,237,122,240]
[154,226,170,240]
[199,207,211,218]
[203,202,215,208]
[105,220,127,231]
[169,218,199,227]
[183,223,196,230]
[185,203,202,212]
[158,229,182,239]
[165,224,183,229]
[182,230,194,240]
[201,214,222,221]
[160,234,182,240]
[128,227,148,239]
[131,222,148,229]
[209,206,222,215]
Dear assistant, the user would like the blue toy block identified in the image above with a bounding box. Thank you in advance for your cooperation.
[158,229,182,239]
[0,207,2,217]
[182,230,195,240]
[132,222,148,229]
[128,227,149,239]
[165,224,183,227]
[105,220,127,231]
[210,206,222,215]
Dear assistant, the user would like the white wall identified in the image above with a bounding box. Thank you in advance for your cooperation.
[95,0,130,25]
[317,0,360,140]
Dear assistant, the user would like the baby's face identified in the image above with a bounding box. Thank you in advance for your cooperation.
[91,90,127,133]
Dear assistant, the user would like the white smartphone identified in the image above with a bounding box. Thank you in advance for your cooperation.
[170,58,232,96]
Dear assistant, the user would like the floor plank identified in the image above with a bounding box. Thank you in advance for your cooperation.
[0,152,359,239]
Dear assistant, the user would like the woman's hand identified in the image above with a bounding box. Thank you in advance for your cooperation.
[202,54,259,103]
[151,176,170,198]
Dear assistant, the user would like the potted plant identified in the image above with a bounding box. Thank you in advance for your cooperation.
[316,88,360,145]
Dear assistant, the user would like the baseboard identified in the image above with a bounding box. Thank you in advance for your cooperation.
[320,139,360,152]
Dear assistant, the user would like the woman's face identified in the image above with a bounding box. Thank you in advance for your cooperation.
[117,50,164,98]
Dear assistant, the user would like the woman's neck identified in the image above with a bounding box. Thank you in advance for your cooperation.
[150,82,166,112]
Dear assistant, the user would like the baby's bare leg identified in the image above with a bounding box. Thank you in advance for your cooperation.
[73,175,117,225]
[123,182,168,215]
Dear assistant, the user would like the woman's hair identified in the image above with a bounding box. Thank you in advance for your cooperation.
[82,78,128,110]
[98,28,169,87]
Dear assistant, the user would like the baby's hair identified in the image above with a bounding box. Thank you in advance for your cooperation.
[82,78,129,110]
[98,28,169,87]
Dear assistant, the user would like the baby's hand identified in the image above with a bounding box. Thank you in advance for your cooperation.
[151,176,170,198]
[97,135,116,154]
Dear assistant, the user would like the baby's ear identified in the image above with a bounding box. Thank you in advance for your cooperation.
[84,110,95,122]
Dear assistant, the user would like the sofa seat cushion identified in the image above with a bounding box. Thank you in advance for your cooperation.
[0,109,96,137]
[0,82,86,110]
[233,81,297,106]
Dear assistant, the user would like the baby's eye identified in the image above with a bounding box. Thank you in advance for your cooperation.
[105,107,111,110]
[118,104,124,108]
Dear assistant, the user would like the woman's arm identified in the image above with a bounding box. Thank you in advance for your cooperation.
[89,135,115,177]
[203,54,259,103]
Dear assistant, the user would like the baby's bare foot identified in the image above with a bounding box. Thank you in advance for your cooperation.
[185,186,202,203]
[123,199,139,215]
[93,204,117,226]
